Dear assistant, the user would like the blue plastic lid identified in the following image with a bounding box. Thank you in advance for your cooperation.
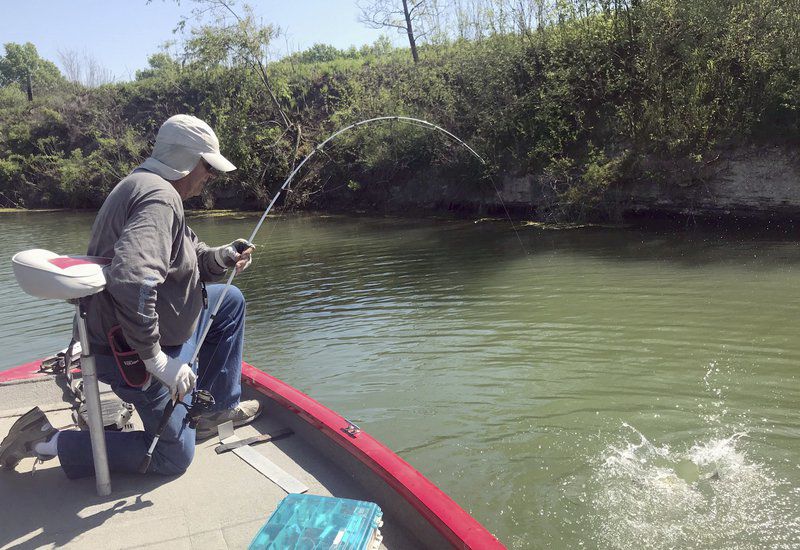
[249,494,383,550]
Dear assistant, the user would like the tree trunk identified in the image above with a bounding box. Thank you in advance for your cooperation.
[401,0,419,63]
[26,71,33,101]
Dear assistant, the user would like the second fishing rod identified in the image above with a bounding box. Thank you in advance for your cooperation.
[140,116,489,471]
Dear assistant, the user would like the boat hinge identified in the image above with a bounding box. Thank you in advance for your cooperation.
[341,419,361,438]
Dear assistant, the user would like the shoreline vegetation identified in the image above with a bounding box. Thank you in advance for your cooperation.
[0,0,798,223]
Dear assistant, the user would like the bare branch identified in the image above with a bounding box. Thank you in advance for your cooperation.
[57,48,114,87]
[407,0,428,16]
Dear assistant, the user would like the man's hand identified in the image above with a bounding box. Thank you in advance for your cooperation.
[214,238,255,274]
[143,352,197,400]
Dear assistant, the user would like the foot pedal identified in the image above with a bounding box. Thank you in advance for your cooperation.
[73,397,134,431]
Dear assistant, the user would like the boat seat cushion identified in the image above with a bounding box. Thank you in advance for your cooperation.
[12,249,109,300]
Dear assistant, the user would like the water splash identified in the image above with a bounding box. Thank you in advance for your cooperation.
[587,424,800,549]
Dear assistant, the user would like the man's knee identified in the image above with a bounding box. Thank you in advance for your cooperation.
[226,285,245,309]
[218,285,246,325]
[155,438,195,475]
[208,284,245,314]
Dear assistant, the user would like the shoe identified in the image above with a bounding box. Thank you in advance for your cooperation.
[195,400,263,441]
[0,407,58,470]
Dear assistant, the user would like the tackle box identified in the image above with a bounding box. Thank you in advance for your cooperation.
[249,494,383,550]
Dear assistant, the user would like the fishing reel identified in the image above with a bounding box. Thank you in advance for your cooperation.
[179,389,216,429]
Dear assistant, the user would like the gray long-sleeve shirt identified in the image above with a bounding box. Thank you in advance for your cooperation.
[83,169,227,359]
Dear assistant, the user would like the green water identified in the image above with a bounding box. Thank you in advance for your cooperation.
[2,211,799,549]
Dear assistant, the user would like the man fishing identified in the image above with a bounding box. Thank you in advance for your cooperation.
[0,114,262,477]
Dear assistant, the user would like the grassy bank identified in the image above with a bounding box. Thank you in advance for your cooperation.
[1,0,797,221]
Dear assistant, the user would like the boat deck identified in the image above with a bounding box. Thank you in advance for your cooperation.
[0,372,418,549]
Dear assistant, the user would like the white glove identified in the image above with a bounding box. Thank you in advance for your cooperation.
[214,238,254,274]
[143,351,197,399]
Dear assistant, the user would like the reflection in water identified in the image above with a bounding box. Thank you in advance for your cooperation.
[1,212,799,548]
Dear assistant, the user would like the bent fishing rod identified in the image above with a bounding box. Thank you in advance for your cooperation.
[201,116,487,360]
[141,116,488,470]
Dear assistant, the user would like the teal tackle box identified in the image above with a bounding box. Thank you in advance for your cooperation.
[249,494,384,550]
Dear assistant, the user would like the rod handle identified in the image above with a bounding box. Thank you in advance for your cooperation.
[138,397,177,474]
[138,454,152,474]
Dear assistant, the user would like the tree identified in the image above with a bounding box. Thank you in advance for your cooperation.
[0,42,64,98]
[135,52,182,80]
[358,0,446,63]
[291,43,344,64]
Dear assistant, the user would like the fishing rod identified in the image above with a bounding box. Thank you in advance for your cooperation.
[141,116,491,469]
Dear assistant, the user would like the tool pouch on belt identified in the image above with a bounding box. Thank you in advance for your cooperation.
[107,325,151,388]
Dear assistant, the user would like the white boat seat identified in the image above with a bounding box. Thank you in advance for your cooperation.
[11,249,109,301]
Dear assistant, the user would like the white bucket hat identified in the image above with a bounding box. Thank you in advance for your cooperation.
[138,114,236,181]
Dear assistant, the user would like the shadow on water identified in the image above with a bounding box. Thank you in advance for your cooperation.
[514,221,800,268]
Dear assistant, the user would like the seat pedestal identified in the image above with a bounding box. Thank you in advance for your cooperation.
[74,299,112,496]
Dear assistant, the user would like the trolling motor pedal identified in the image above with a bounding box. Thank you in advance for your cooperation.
[43,339,136,432]
[74,398,135,432]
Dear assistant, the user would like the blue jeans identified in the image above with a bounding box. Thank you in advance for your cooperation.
[57,284,246,479]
